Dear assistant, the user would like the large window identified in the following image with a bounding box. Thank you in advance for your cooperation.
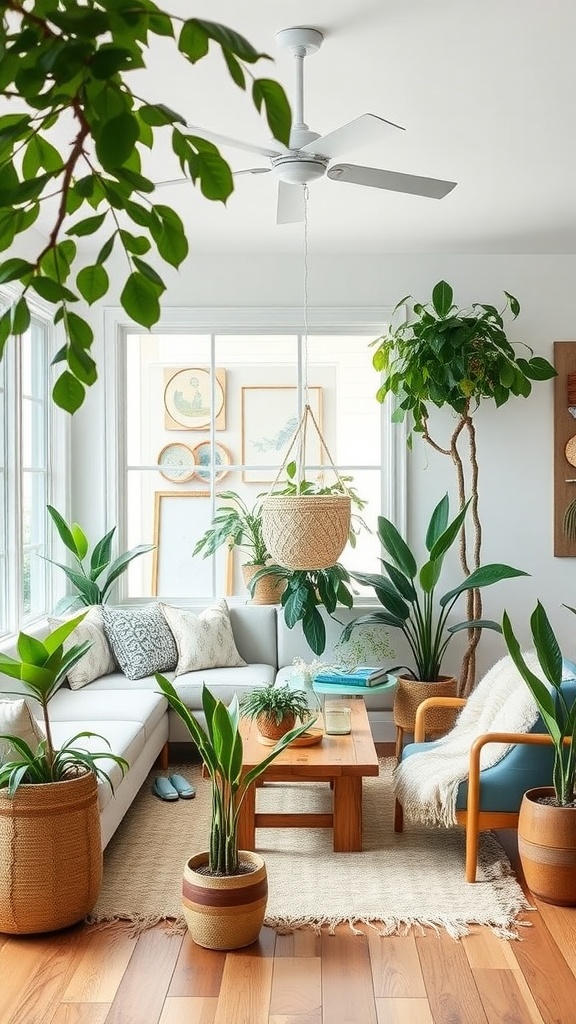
[110,308,404,604]
[0,312,60,638]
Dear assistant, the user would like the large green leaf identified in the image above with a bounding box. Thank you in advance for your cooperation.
[89,526,116,579]
[440,564,529,606]
[16,632,48,666]
[428,501,469,562]
[530,601,563,691]
[431,280,453,318]
[425,494,449,551]
[502,610,561,745]
[100,543,156,599]
[376,516,417,578]
[302,606,326,656]
[42,612,89,655]
[46,504,80,556]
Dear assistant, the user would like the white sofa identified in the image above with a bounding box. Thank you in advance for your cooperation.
[0,603,399,849]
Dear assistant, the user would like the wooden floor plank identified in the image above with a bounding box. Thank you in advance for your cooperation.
[243,926,277,957]
[104,929,183,1024]
[369,934,427,997]
[0,929,82,1024]
[61,924,138,1003]
[212,954,274,1024]
[508,913,576,1024]
[508,971,547,1024]
[269,1015,321,1024]
[159,996,217,1024]
[321,927,377,1024]
[168,932,226,998]
[416,932,489,1024]
[375,999,434,1024]
[474,968,546,1024]
[462,928,519,971]
[270,958,321,1016]
[531,900,576,974]
[49,1005,111,1024]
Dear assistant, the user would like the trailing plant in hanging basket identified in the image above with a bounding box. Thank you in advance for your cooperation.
[372,280,556,695]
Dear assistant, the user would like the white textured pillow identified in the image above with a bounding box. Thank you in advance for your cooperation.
[48,606,116,690]
[0,699,45,764]
[160,600,246,676]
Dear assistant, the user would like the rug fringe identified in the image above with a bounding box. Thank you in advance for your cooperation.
[264,913,531,940]
[85,913,186,937]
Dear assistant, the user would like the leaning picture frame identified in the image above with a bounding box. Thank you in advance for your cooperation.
[241,386,323,483]
[151,491,233,597]
[163,367,226,430]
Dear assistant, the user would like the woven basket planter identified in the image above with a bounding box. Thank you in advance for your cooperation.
[0,770,102,934]
[393,675,459,735]
[182,851,268,949]
[241,563,286,605]
[256,711,296,743]
[262,494,351,570]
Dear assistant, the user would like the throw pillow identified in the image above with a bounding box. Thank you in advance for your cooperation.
[101,604,178,680]
[0,699,44,764]
[48,606,116,690]
[159,600,246,676]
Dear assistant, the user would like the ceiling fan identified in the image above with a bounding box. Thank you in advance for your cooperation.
[159,26,457,224]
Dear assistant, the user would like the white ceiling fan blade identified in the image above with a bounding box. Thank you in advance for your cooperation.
[233,167,271,177]
[300,113,404,159]
[328,163,457,199]
[276,181,305,224]
[185,124,288,159]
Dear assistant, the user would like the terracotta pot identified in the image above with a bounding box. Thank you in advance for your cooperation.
[241,563,285,605]
[393,674,458,734]
[182,851,268,949]
[0,771,102,934]
[256,711,296,741]
[518,787,576,906]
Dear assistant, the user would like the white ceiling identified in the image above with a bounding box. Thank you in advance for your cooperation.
[34,1,576,255]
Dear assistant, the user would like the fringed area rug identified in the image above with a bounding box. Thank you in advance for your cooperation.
[89,758,532,939]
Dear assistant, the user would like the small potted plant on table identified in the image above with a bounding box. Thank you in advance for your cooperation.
[239,683,314,743]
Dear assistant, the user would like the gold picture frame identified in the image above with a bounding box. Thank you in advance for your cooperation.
[163,367,226,430]
[151,491,233,597]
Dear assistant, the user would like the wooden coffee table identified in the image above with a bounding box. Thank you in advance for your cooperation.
[237,698,379,853]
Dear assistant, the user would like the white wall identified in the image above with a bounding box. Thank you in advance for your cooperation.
[71,252,576,673]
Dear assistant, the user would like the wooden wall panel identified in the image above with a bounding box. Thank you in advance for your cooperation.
[553,341,576,556]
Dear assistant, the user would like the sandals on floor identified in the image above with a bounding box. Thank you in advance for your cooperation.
[152,776,179,801]
[168,773,196,799]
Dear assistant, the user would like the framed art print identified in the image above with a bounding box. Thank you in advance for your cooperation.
[241,386,323,483]
[163,367,226,430]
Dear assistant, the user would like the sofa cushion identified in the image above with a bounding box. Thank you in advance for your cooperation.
[48,606,116,690]
[160,600,246,675]
[48,718,146,811]
[78,670,175,692]
[46,688,167,743]
[101,605,178,680]
[173,663,275,710]
[0,698,44,763]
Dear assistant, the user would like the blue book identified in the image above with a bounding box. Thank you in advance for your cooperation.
[313,665,389,687]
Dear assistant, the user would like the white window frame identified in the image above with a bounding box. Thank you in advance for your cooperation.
[102,305,407,602]
[0,289,68,640]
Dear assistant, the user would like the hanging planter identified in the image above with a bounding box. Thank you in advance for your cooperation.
[261,404,351,570]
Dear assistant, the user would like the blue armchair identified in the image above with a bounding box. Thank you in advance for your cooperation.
[394,675,576,882]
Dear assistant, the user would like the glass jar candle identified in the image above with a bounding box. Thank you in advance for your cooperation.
[324,704,351,735]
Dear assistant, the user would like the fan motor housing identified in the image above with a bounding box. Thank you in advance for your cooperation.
[272,156,328,185]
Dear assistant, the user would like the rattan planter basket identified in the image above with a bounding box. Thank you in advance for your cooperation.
[393,674,459,734]
[0,770,102,934]
[262,494,351,570]
[182,851,268,949]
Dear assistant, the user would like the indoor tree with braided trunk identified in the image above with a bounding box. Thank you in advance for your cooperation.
[373,281,555,695]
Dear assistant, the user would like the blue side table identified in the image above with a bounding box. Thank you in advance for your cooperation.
[313,676,397,734]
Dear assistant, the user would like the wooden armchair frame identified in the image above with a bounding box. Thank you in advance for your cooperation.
[394,695,558,882]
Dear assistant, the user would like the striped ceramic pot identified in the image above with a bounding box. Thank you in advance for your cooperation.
[182,851,268,949]
[518,787,576,906]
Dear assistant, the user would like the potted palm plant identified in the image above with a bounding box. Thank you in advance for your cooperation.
[155,676,312,949]
[502,602,576,905]
[0,615,128,934]
[192,491,284,604]
[239,683,313,742]
[341,495,528,747]
[45,505,155,614]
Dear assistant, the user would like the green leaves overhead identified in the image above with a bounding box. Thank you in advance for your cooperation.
[0,2,292,413]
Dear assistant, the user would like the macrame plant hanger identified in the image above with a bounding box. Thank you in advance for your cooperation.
[261,185,352,570]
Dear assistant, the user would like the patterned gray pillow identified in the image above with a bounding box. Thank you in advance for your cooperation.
[101,605,178,680]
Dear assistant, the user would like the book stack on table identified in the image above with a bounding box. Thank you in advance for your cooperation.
[313,665,389,688]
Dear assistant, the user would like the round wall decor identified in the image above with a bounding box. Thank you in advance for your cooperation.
[164,367,224,430]
[565,435,576,468]
[192,441,232,483]
[157,443,196,483]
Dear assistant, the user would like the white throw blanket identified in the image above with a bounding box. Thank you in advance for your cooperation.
[393,651,548,827]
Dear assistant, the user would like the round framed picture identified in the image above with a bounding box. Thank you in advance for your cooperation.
[157,442,196,483]
[164,367,225,430]
[192,441,232,484]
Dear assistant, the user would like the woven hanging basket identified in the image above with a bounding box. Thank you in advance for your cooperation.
[0,770,102,935]
[262,494,351,570]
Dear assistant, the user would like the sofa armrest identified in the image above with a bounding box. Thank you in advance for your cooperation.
[414,697,467,742]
